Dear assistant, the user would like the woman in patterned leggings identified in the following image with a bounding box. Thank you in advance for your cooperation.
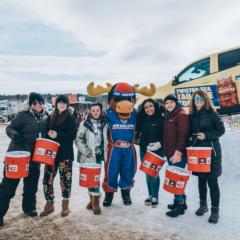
[40,95,77,217]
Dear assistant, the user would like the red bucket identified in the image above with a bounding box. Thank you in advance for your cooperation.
[5,151,30,179]
[32,138,60,166]
[187,147,212,172]
[163,166,190,195]
[79,163,101,188]
[139,150,167,177]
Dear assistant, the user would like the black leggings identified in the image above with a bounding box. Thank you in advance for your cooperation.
[198,175,220,208]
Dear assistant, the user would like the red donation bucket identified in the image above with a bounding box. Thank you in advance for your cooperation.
[32,138,60,166]
[79,163,101,188]
[139,150,167,177]
[164,166,190,195]
[187,147,212,172]
[5,151,30,179]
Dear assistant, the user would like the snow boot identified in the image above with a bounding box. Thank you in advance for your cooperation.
[166,200,185,217]
[40,201,54,217]
[208,207,219,224]
[61,199,70,217]
[103,192,114,207]
[121,189,132,206]
[144,196,152,206]
[92,196,101,215]
[195,201,209,216]
[168,196,187,210]
[24,210,38,217]
[0,217,4,227]
[86,195,93,210]
[151,197,159,208]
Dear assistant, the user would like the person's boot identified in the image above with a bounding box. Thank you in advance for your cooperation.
[151,197,159,208]
[121,189,132,206]
[168,196,187,210]
[86,195,93,210]
[24,210,38,217]
[92,196,101,215]
[61,199,70,217]
[103,192,114,207]
[195,201,209,216]
[40,201,54,217]
[208,207,219,224]
[166,200,185,217]
[0,217,4,227]
[144,196,152,206]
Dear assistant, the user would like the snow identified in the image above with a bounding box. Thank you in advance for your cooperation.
[0,125,239,240]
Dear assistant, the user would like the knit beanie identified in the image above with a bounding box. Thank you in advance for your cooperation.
[29,92,45,106]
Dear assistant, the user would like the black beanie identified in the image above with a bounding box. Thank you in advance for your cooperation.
[29,92,45,106]
[55,95,70,107]
[164,94,178,104]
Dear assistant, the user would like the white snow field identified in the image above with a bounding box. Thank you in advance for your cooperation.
[0,125,239,240]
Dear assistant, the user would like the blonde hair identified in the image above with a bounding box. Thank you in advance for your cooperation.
[189,89,215,115]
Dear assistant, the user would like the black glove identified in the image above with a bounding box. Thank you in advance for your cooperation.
[13,134,25,144]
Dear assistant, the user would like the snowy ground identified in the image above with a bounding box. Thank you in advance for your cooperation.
[0,125,239,240]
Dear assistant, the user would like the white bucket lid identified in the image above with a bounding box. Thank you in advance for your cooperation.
[36,138,60,146]
[6,151,30,158]
[146,150,167,161]
[79,163,101,168]
[187,147,212,151]
[167,166,191,176]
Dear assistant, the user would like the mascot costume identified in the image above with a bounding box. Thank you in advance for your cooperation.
[87,82,156,206]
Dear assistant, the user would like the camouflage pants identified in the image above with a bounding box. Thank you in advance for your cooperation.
[43,159,73,202]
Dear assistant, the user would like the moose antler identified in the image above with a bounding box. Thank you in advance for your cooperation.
[87,82,113,96]
[133,83,156,96]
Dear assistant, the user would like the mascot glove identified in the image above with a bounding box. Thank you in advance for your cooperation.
[147,142,161,151]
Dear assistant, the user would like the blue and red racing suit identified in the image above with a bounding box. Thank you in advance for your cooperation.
[102,108,137,192]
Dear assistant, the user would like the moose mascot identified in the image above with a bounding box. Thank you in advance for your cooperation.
[87,82,156,207]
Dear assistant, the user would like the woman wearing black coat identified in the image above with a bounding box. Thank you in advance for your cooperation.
[189,90,225,224]
[40,95,77,218]
[0,92,48,227]
[136,98,165,208]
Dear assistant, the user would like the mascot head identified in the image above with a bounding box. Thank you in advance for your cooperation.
[87,82,156,120]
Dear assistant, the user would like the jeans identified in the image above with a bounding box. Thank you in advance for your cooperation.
[140,150,160,199]
[88,155,102,196]
[167,156,187,202]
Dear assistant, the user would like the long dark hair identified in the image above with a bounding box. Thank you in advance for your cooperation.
[49,96,70,128]
[137,98,163,124]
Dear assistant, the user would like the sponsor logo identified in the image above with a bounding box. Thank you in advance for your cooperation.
[143,161,151,168]
[26,164,29,171]
[207,157,211,164]
[169,180,176,187]
[94,175,100,181]
[9,165,18,172]
[80,174,87,181]
[46,150,53,157]
[176,181,185,188]
[37,148,45,155]
[189,157,197,164]
[199,158,206,164]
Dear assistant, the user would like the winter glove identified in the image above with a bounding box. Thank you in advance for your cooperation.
[147,142,161,151]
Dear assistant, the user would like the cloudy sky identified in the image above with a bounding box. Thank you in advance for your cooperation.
[0,0,239,94]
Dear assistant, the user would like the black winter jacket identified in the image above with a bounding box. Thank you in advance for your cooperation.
[47,113,77,161]
[189,109,225,177]
[6,110,48,155]
[136,113,164,153]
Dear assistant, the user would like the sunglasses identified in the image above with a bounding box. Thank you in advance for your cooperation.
[32,100,44,106]
[194,96,204,102]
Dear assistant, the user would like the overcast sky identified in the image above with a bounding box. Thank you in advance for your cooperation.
[0,0,240,94]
